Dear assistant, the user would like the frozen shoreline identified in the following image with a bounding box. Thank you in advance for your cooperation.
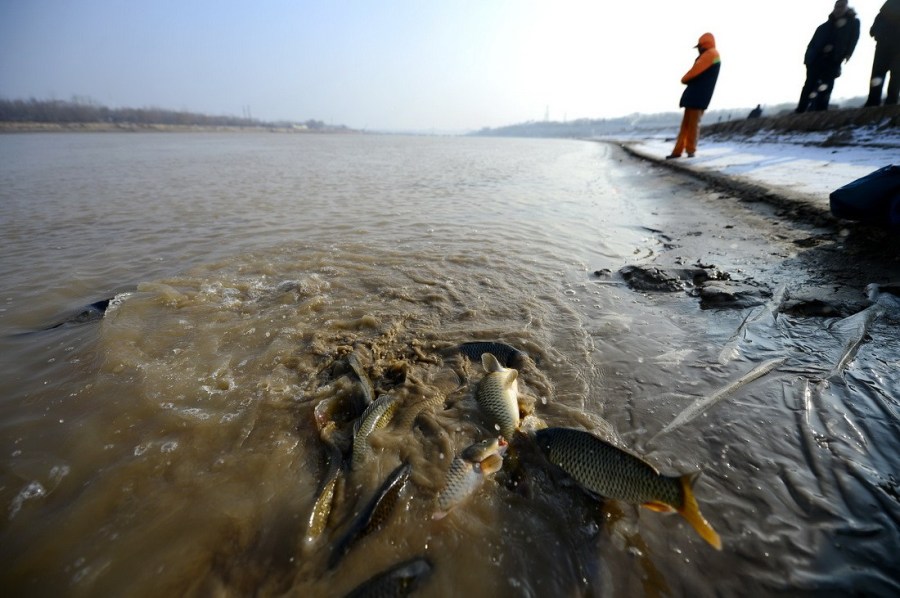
[610,127,900,231]
[620,135,898,200]
[603,105,899,218]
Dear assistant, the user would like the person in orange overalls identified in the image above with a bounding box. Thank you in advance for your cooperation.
[667,33,721,159]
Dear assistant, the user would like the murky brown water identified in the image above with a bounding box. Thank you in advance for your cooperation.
[1,133,898,597]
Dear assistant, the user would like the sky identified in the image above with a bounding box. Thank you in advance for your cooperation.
[0,0,891,132]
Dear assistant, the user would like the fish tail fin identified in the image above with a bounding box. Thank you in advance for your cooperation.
[677,473,722,550]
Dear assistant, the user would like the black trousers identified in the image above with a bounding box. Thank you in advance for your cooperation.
[797,62,837,112]
[865,41,900,106]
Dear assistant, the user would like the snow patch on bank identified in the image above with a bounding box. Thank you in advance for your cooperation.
[607,127,899,201]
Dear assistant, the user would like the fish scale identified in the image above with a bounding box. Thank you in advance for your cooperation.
[329,462,411,570]
[434,438,507,518]
[344,557,433,597]
[458,341,526,369]
[536,427,681,505]
[436,458,480,514]
[352,394,401,469]
[475,354,520,439]
[534,427,722,550]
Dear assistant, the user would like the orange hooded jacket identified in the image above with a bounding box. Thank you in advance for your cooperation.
[679,33,721,110]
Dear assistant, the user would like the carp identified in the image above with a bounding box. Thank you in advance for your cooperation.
[344,557,433,597]
[458,341,527,369]
[534,427,721,550]
[475,353,520,439]
[303,442,344,548]
[348,350,376,408]
[351,394,402,470]
[329,462,412,570]
[433,437,507,519]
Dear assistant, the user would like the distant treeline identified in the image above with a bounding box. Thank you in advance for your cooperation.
[472,98,871,139]
[472,108,766,139]
[0,97,344,131]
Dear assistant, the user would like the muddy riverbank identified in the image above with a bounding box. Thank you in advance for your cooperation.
[617,130,900,317]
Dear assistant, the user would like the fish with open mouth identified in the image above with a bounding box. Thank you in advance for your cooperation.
[534,426,721,550]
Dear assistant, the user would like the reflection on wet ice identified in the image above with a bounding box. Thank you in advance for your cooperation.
[650,357,787,444]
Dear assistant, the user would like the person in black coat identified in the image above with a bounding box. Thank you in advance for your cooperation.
[796,0,860,113]
[865,0,900,106]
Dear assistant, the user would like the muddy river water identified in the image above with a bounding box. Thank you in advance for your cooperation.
[1,133,898,596]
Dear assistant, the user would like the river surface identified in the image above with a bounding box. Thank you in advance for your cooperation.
[1,133,898,597]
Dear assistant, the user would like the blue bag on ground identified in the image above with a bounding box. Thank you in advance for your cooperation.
[829,164,900,226]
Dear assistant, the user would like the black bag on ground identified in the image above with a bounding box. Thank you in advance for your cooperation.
[829,165,900,227]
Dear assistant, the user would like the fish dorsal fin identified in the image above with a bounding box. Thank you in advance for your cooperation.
[478,453,504,475]
[481,353,503,373]
[504,369,518,388]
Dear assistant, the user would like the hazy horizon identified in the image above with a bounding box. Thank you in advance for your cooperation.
[0,1,889,132]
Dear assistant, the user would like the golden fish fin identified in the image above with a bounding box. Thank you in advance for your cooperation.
[677,473,722,550]
[642,501,676,513]
[481,353,502,373]
[478,453,504,475]
[504,369,518,388]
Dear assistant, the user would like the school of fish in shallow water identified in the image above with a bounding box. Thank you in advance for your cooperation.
[297,338,722,595]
